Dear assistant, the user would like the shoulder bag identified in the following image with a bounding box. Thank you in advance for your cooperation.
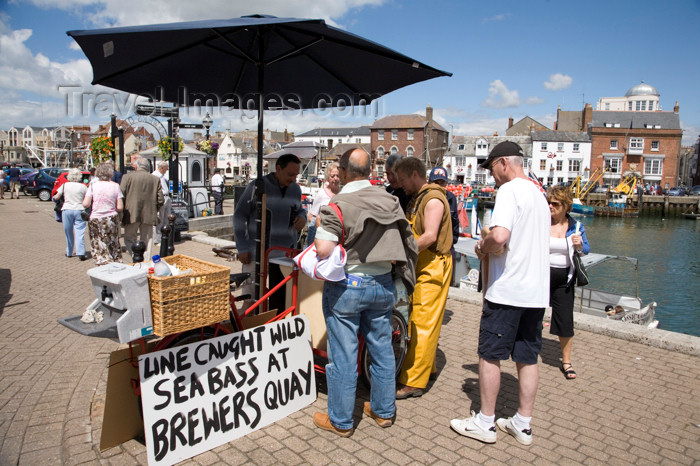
[571,222,589,286]
[293,202,347,281]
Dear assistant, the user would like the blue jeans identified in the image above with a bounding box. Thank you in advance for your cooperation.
[306,222,317,247]
[62,209,86,256]
[322,273,396,429]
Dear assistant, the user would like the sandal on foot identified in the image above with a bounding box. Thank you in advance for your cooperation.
[560,362,577,380]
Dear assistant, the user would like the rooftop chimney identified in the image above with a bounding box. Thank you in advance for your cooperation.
[508,116,513,129]
[425,104,433,122]
[674,101,679,113]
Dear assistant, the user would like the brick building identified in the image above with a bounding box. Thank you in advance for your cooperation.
[370,105,449,171]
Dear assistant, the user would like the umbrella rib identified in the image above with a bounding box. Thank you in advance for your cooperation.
[265,37,324,66]
[274,29,361,94]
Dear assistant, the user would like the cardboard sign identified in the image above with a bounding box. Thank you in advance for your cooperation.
[139,315,315,466]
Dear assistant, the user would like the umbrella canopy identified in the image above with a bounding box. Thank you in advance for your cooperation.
[67,15,451,110]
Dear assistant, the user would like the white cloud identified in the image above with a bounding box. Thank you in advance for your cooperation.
[544,73,573,91]
[482,80,543,108]
[26,0,387,27]
[482,14,505,23]
[680,121,700,146]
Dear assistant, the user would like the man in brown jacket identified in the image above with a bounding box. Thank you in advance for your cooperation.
[121,157,164,259]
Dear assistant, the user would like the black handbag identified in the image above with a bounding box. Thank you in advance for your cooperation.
[572,250,589,286]
[81,206,92,221]
[54,194,64,222]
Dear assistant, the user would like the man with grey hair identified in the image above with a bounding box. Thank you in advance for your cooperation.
[450,141,549,446]
[152,160,171,244]
[384,153,410,212]
[121,156,164,259]
[312,148,417,437]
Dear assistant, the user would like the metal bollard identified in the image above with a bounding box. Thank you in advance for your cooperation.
[131,241,146,263]
[167,213,176,256]
[160,224,171,259]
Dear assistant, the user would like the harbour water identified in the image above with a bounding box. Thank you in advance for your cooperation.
[574,215,700,337]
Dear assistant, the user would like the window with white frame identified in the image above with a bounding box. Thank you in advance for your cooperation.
[391,146,398,155]
[648,101,654,111]
[605,158,622,173]
[455,156,466,165]
[628,101,633,111]
[23,128,32,140]
[406,146,414,157]
[573,143,580,152]
[378,130,384,141]
[556,160,563,171]
[610,139,618,150]
[458,144,465,150]
[605,103,610,110]
[377,146,384,157]
[391,129,398,140]
[539,160,546,170]
[636,101,641,111]
[557,177,564,184]
[568,160,581,172]
[407,129,414,140]
[540,142,547,151]
[641,101,647,111]
[557,142,564,151]
[629,137,644,153]
[477,142,488,150]
[651,140,659,151]
[644,159,662,175]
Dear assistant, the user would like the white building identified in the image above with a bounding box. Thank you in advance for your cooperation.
[295,126,371,150]
[596,81,661,112]
[530,131,591,185]
[216,130,258,181]
[443,135,531,184]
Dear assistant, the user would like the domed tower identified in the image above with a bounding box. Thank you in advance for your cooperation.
[596,81,661,111]
[623,81,660,111]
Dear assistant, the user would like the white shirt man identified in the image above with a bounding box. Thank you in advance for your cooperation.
[152,161,171,244]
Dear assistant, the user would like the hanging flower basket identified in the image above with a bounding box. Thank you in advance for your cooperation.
[90,136,113,166]
[196,139,219,156]
[157,137,184,160]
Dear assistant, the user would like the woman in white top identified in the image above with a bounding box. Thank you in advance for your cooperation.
[547,186,590,380]
[53,168,88,260]
[306,162,340,246]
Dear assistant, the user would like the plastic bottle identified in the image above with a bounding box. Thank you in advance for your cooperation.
[152,255,172,277]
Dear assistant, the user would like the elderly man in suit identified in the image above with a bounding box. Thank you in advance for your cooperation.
[121,157,164,259]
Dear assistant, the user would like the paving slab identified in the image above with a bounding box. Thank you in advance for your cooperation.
[0,196,699,464]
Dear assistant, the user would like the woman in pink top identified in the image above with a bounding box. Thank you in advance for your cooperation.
[305,162,340,246]
[83,163,124,265]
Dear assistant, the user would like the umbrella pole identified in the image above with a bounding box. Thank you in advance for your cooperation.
[254,34,265,302]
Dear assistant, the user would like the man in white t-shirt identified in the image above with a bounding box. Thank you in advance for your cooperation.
[152,161,170,244]
[211,168,225,215]
[450,141,550,447]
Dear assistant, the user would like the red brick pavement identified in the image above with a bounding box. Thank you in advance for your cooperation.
[0,196,699,464]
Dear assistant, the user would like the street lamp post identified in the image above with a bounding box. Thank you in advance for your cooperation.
[203,113,213,141]
[203,112,213,180]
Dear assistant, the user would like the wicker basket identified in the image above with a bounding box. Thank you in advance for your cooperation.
[148,254,230,336]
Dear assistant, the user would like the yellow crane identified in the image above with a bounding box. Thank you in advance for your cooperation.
[570,167,608,200]
[611,175,637,200]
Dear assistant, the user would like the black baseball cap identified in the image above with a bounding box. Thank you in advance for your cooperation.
[479,141,524,169]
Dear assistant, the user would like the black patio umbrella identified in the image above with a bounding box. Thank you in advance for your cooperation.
[68,14,451,299]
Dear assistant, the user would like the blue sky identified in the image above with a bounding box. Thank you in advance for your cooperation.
[1,0,699,144]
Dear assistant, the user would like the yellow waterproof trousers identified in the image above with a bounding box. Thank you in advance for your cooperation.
[399,250,452,388]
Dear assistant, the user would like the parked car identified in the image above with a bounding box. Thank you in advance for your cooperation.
[20,171,38,195]
[369,176,384,186]
[27,167,69,201]
[689,185,700,196]
[51,170,91,198]
[593,185,610,193]
[668,186,687,196]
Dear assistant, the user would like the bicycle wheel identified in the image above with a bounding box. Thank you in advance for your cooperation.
[359,309,409,389]
[159,326,221,350]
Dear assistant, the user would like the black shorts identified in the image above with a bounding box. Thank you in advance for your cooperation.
[549,267,574,337]
[477,299,545,365]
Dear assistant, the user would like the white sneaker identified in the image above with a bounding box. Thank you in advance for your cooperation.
[496,417,532,445]
[450,411,497,443]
